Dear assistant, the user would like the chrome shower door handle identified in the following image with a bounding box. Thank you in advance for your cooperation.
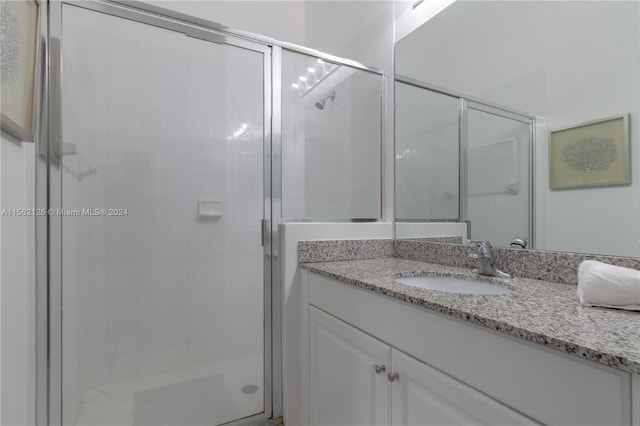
[261,219,267,247]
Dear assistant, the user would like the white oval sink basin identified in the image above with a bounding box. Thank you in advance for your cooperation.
[395,276,513,295]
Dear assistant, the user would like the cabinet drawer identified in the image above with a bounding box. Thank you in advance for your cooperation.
[307,271,632,425]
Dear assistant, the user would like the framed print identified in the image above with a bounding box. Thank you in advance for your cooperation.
[1,0,40,142]
[549,114,630,190]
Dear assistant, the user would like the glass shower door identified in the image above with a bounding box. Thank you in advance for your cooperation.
[60,4,268,425]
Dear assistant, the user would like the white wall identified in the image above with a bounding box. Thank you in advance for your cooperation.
[0,133,35,426]
[140,0,306,46]
[395,0,640,256]
[304,1,393,71]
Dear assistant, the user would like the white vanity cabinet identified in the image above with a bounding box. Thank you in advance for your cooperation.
[305,270,637,426]
[390,348,539,425]
[310,306,390,426]
[310,306,538,426]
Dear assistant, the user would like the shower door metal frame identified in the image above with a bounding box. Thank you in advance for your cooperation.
[43,1,277,424]
[278,47,386,223]
[461,100,536,248]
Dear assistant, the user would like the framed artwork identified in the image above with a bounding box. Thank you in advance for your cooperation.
[1,0,40,142]
[549,114,630,190]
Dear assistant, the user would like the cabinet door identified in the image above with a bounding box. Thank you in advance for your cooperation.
[390,349,539,426]
[310,306,391,426]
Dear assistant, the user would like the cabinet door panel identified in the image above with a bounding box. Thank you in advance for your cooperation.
[391,349,539,426]
[310,306,390,426]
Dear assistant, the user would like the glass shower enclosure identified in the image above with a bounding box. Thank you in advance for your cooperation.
[38,3,384,425]
[52,3,271,425]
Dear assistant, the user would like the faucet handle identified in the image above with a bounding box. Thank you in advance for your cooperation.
[466,240,510,278]
[510,238,528,249]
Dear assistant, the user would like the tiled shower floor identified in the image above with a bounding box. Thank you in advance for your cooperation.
[73,356,263,426]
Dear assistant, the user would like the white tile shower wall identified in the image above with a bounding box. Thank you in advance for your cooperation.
[394,0,456,44]
[62,5,264,399]
[304,1,394,77]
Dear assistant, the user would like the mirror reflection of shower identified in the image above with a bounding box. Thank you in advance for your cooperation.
[315,91,336,110]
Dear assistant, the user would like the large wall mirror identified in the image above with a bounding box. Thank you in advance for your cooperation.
[395,0,640,257]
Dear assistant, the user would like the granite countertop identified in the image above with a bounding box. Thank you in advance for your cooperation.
[301,257,640,374]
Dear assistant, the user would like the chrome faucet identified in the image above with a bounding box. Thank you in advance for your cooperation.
[467,240,511,278]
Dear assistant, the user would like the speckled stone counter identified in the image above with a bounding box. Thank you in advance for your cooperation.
[300,257,640,374]
[298,239,393,263]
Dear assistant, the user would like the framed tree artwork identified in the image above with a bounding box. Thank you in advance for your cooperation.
[549,114,630,190]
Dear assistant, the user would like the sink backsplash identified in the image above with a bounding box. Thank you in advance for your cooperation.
[298,239,394,263]
[299,238,640,286]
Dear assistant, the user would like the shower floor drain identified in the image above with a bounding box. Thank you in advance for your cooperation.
[241,385,259,394]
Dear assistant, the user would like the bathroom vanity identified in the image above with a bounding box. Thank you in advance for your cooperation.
[299,242,640,426]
